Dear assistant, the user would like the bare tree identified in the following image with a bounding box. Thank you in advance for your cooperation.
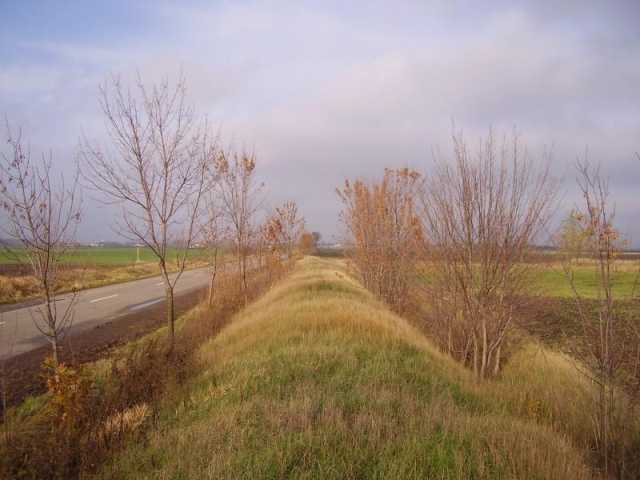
[82,75,212,350]
[419,131,557,379]
[337,168,423,312]
[562,161,640,476]
[257,214,284,283]
[273,201,304,260]
[200,187,227,307]
[556,210,589,263]
[298,231,317,255]
[215,150,263,297]
[0,124,82,365]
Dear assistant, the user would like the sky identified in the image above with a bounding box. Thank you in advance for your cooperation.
[1,0,639,244]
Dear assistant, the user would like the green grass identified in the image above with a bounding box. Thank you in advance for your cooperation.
[532,264,639,298]
[0,247,208,266]
[418,261,639,299]
[94,257,596,479]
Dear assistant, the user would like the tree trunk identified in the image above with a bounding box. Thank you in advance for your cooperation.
[493,343,501,376]
[237,246,244,292]
[46,300,59,366]
[51,334,59,367]
[208,248,219,308]
[600,380,609,477]
[480,318,488,379]
[472,333,479,380]
[166,286,175,351]
[241,254,249,302]
[208,271,216,307]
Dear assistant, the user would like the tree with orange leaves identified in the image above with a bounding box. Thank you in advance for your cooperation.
[337,168,423,312]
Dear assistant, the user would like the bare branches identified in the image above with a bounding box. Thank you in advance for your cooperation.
[561,160,640,475]
[419,131,557,379]
[273,201,304,259]
[215,150,263,296]
[0,122,82,365]
[82,75,213,348]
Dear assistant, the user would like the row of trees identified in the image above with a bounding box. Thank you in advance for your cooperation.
[338,132,556,380]
[1,76,306,363]
[338,131,640,475]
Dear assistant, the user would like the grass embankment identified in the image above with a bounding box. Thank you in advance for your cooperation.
[96,257,597,479]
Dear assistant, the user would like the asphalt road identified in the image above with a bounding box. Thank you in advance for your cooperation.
[0,268,211,360]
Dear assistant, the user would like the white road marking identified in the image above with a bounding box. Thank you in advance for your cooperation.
[129,298,163,311]
[90,294,119,304]
[0,321,5,327]
[155,282,165,286]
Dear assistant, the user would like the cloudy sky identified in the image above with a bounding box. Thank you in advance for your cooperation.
[1,1,639,244]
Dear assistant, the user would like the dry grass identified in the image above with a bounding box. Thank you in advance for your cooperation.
[94,257,599,479]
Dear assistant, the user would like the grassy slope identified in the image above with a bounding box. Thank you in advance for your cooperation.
[97,257,594,479]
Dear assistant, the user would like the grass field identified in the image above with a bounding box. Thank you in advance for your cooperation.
[0,247,207,266]
[91,257,615,479]
[418,260,639,299]
[532,262,639,298]
[0,247,212,304]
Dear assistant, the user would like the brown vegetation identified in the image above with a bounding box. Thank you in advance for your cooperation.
[337,132,557,378]
[337,168,423,312]
[272,200,305,258]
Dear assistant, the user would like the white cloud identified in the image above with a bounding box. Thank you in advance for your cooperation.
[1,1,639,242]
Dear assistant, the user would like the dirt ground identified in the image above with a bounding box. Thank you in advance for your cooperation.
[1,287,207,411]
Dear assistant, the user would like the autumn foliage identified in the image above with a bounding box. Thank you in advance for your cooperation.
[337,133,557,379]
[337,168,423,312]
